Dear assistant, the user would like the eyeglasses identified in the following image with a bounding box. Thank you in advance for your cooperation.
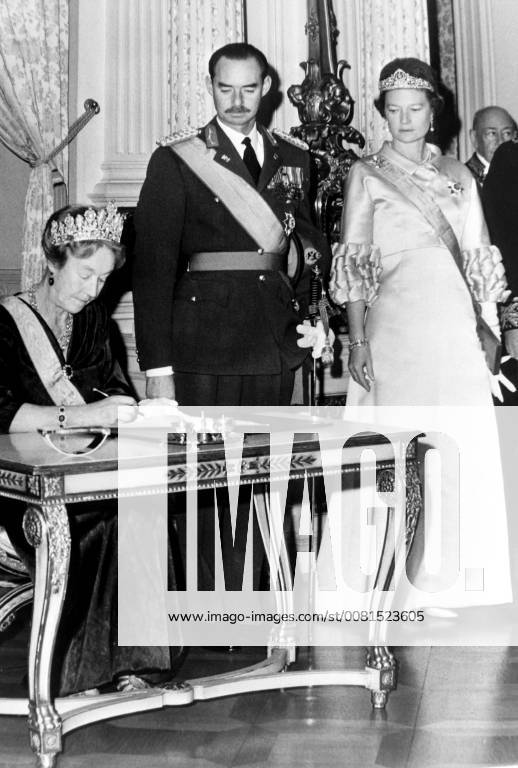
[38,427,111,456]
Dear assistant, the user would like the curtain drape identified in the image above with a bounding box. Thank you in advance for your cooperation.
[0,0,68,289]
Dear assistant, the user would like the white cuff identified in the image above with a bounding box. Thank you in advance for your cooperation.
[479,301,501,339]
[146,366,174,377]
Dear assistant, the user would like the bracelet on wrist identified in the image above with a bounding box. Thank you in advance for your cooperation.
[57,405,67,429]
[348,338,369,350]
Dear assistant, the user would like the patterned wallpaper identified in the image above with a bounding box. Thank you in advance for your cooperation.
[429,0,459,155]
[435,0,456,94]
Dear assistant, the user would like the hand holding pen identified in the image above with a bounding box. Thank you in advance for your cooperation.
[91,387,138,425]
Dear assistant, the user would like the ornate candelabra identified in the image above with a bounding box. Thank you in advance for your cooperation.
[288,0,364,242]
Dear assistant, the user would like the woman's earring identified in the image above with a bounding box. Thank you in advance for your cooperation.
[48,273,54,286]
[430,114,435,133]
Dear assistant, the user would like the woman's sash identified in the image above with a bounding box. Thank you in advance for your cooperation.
[362,154,463,260]
[362,154,502,373]
[170,137,288,254]
[0,296,85,406]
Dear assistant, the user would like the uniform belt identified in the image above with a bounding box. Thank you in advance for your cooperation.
[188,251,286,271]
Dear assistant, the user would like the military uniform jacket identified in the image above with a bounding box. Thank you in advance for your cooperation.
[132,118,330,375]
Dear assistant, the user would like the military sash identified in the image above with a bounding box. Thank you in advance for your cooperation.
[1,296,85,406]
[170,137,288,255]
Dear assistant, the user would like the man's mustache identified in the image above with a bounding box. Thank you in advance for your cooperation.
[225,106,250,114]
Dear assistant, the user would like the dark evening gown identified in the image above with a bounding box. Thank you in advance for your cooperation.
[0,298,176,696]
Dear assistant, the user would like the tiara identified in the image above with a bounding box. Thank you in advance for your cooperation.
[50,201,125,246]
[379,68,434,93]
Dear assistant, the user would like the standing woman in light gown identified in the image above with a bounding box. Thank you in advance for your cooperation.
[329,58,512,614]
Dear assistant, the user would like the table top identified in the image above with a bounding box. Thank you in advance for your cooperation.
[0,412,420,504]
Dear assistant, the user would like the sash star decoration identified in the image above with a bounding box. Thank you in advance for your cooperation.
[50,202,125,245]
[446,179,464,196]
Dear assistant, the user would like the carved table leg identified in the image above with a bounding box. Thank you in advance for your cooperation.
[366,646,397,709]
[23,504,70,768]
[366,446,422,709]
[404,453,422,551]
[253,485,296,663]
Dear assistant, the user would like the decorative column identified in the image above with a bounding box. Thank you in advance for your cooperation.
[452,0,496,161]
[89,0,243,206]
[87,0,170,205]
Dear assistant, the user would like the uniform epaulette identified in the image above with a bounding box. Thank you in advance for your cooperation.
[272,128,309,151]
[156,127,201,147]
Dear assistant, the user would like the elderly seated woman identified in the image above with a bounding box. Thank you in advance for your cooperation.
[0,203,177,695]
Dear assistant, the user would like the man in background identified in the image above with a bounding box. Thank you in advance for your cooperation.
[466,106,517,187]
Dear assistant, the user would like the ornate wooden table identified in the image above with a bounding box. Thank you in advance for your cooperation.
[0,418,422,767]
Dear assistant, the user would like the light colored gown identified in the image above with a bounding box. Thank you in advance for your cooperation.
[328,142,512,612]
[330,141,507,407]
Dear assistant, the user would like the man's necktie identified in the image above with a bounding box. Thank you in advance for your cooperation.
[242,136,261,185]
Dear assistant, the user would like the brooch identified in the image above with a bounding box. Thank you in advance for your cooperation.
[446,179,464,196]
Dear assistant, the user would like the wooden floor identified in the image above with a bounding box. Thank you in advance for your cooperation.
[1,618,518,768]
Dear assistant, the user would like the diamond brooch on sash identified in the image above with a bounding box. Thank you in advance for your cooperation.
[446,179,464,196]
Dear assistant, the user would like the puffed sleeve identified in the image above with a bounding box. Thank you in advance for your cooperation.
[329,161,382,306]
[460,176,509,302]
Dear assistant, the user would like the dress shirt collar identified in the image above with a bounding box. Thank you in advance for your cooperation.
[380,141,441,176]
[475,151,490,174]
[216,118,264,165]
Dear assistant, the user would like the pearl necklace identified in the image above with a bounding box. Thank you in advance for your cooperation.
[27,288,73,356]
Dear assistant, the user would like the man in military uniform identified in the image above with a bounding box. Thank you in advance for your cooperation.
[466,106,517,188]
[133,42,330,406]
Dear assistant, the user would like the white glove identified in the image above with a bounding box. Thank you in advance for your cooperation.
[487,355,517,402]
[296,320,336,359]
